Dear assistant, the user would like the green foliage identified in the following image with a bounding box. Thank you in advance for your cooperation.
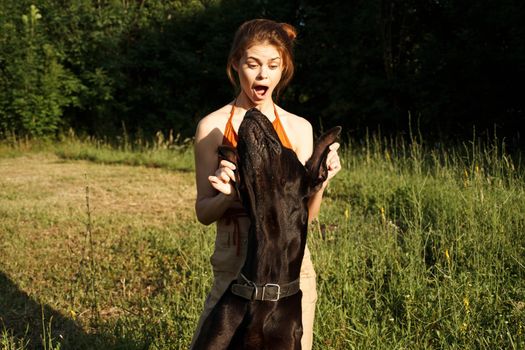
[290,0,525,142]
[0,1,524,143]
[0,4,81,138]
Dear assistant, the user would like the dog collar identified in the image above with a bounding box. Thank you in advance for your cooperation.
[231,273,300,302]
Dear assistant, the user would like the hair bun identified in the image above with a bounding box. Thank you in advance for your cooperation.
[280,23,297,42]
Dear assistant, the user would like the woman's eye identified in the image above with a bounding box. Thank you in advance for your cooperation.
[248,64,258,69]
[269,65,279,70]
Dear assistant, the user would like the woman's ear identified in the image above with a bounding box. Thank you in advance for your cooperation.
[232,60,239,72]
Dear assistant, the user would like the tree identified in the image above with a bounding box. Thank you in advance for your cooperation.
[0,4,81,137]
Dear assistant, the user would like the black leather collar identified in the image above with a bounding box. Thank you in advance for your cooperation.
[231,274,300,301]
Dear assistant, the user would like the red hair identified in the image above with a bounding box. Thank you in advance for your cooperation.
[226,19,297,97]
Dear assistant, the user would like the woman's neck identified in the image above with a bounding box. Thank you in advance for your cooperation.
[235,92,276,121]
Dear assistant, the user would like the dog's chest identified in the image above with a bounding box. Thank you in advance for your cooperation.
[241,149,308,219]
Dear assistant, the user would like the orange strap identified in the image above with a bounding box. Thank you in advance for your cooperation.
[222,103,293,149]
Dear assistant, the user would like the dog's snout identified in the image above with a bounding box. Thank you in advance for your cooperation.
[239,114,282,157]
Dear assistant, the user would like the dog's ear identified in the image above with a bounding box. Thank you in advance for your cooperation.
[305,126,342,194]
[218,145,238,168]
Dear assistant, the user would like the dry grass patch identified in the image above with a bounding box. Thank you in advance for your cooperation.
[0,153,194,218]
[0,153,199,348]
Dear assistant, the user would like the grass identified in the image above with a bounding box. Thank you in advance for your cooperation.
[0,133,524,349]
[0,130,194,171]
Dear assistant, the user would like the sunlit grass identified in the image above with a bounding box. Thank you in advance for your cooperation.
[0,132,523,349]
[314,134,524,349]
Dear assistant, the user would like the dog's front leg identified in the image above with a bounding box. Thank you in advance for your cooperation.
[192,291,247,350]
[261,295,303,350]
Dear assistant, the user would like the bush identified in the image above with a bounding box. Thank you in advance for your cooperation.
[0,5,81,137]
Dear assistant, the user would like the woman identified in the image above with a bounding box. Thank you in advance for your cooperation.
[192,19,341,349]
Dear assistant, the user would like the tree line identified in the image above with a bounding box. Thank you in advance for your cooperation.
[1,0,523,146]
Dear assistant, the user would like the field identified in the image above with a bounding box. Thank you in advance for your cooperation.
[0,135,524,349]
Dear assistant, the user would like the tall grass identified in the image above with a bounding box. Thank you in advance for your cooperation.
[0,129,194,171]
[54,129,195,172]
[0,131,523,349]
[315,132,524,349]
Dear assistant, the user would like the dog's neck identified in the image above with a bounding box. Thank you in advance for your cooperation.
[238,146,310,285]
[233,109,340,287]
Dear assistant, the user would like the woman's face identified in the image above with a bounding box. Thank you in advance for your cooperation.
[236,43,283,105]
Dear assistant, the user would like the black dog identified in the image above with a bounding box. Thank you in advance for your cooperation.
[193,108,341,350]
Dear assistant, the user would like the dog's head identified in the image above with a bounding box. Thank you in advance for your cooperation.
[238,108,283,167]
[218,108,341,209]
[218,107,284,184]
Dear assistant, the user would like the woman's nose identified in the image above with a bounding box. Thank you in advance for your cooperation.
[257,66,268,79]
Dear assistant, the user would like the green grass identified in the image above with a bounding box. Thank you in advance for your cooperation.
[0,130,194,171]
[0,134,524,349]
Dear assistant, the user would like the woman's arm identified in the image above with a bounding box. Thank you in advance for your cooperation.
[194,116,237,225]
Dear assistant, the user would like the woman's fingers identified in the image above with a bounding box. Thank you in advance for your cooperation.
[327,143,340,162]
[215,166,236,183]
[222,167,236,182]
[329,142,340,152]
[327,144,340,166]
[208,175,233,195]
[217,160,236,182]
[326,143,341,180]
[219,159,236,170]
[209,158,237,196]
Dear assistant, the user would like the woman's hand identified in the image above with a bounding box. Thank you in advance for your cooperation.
[325,142,341,183]
[208,159,237,199]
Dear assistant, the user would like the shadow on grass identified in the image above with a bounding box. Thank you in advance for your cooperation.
[0,271,143,350]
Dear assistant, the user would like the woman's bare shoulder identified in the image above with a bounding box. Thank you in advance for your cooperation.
[195,103,234,142]
[276,106,313,162]
[197,104,232,132]
[289,113,313,134]
[277,107,312,134]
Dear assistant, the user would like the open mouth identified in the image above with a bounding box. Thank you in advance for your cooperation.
[253,85,269,98]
